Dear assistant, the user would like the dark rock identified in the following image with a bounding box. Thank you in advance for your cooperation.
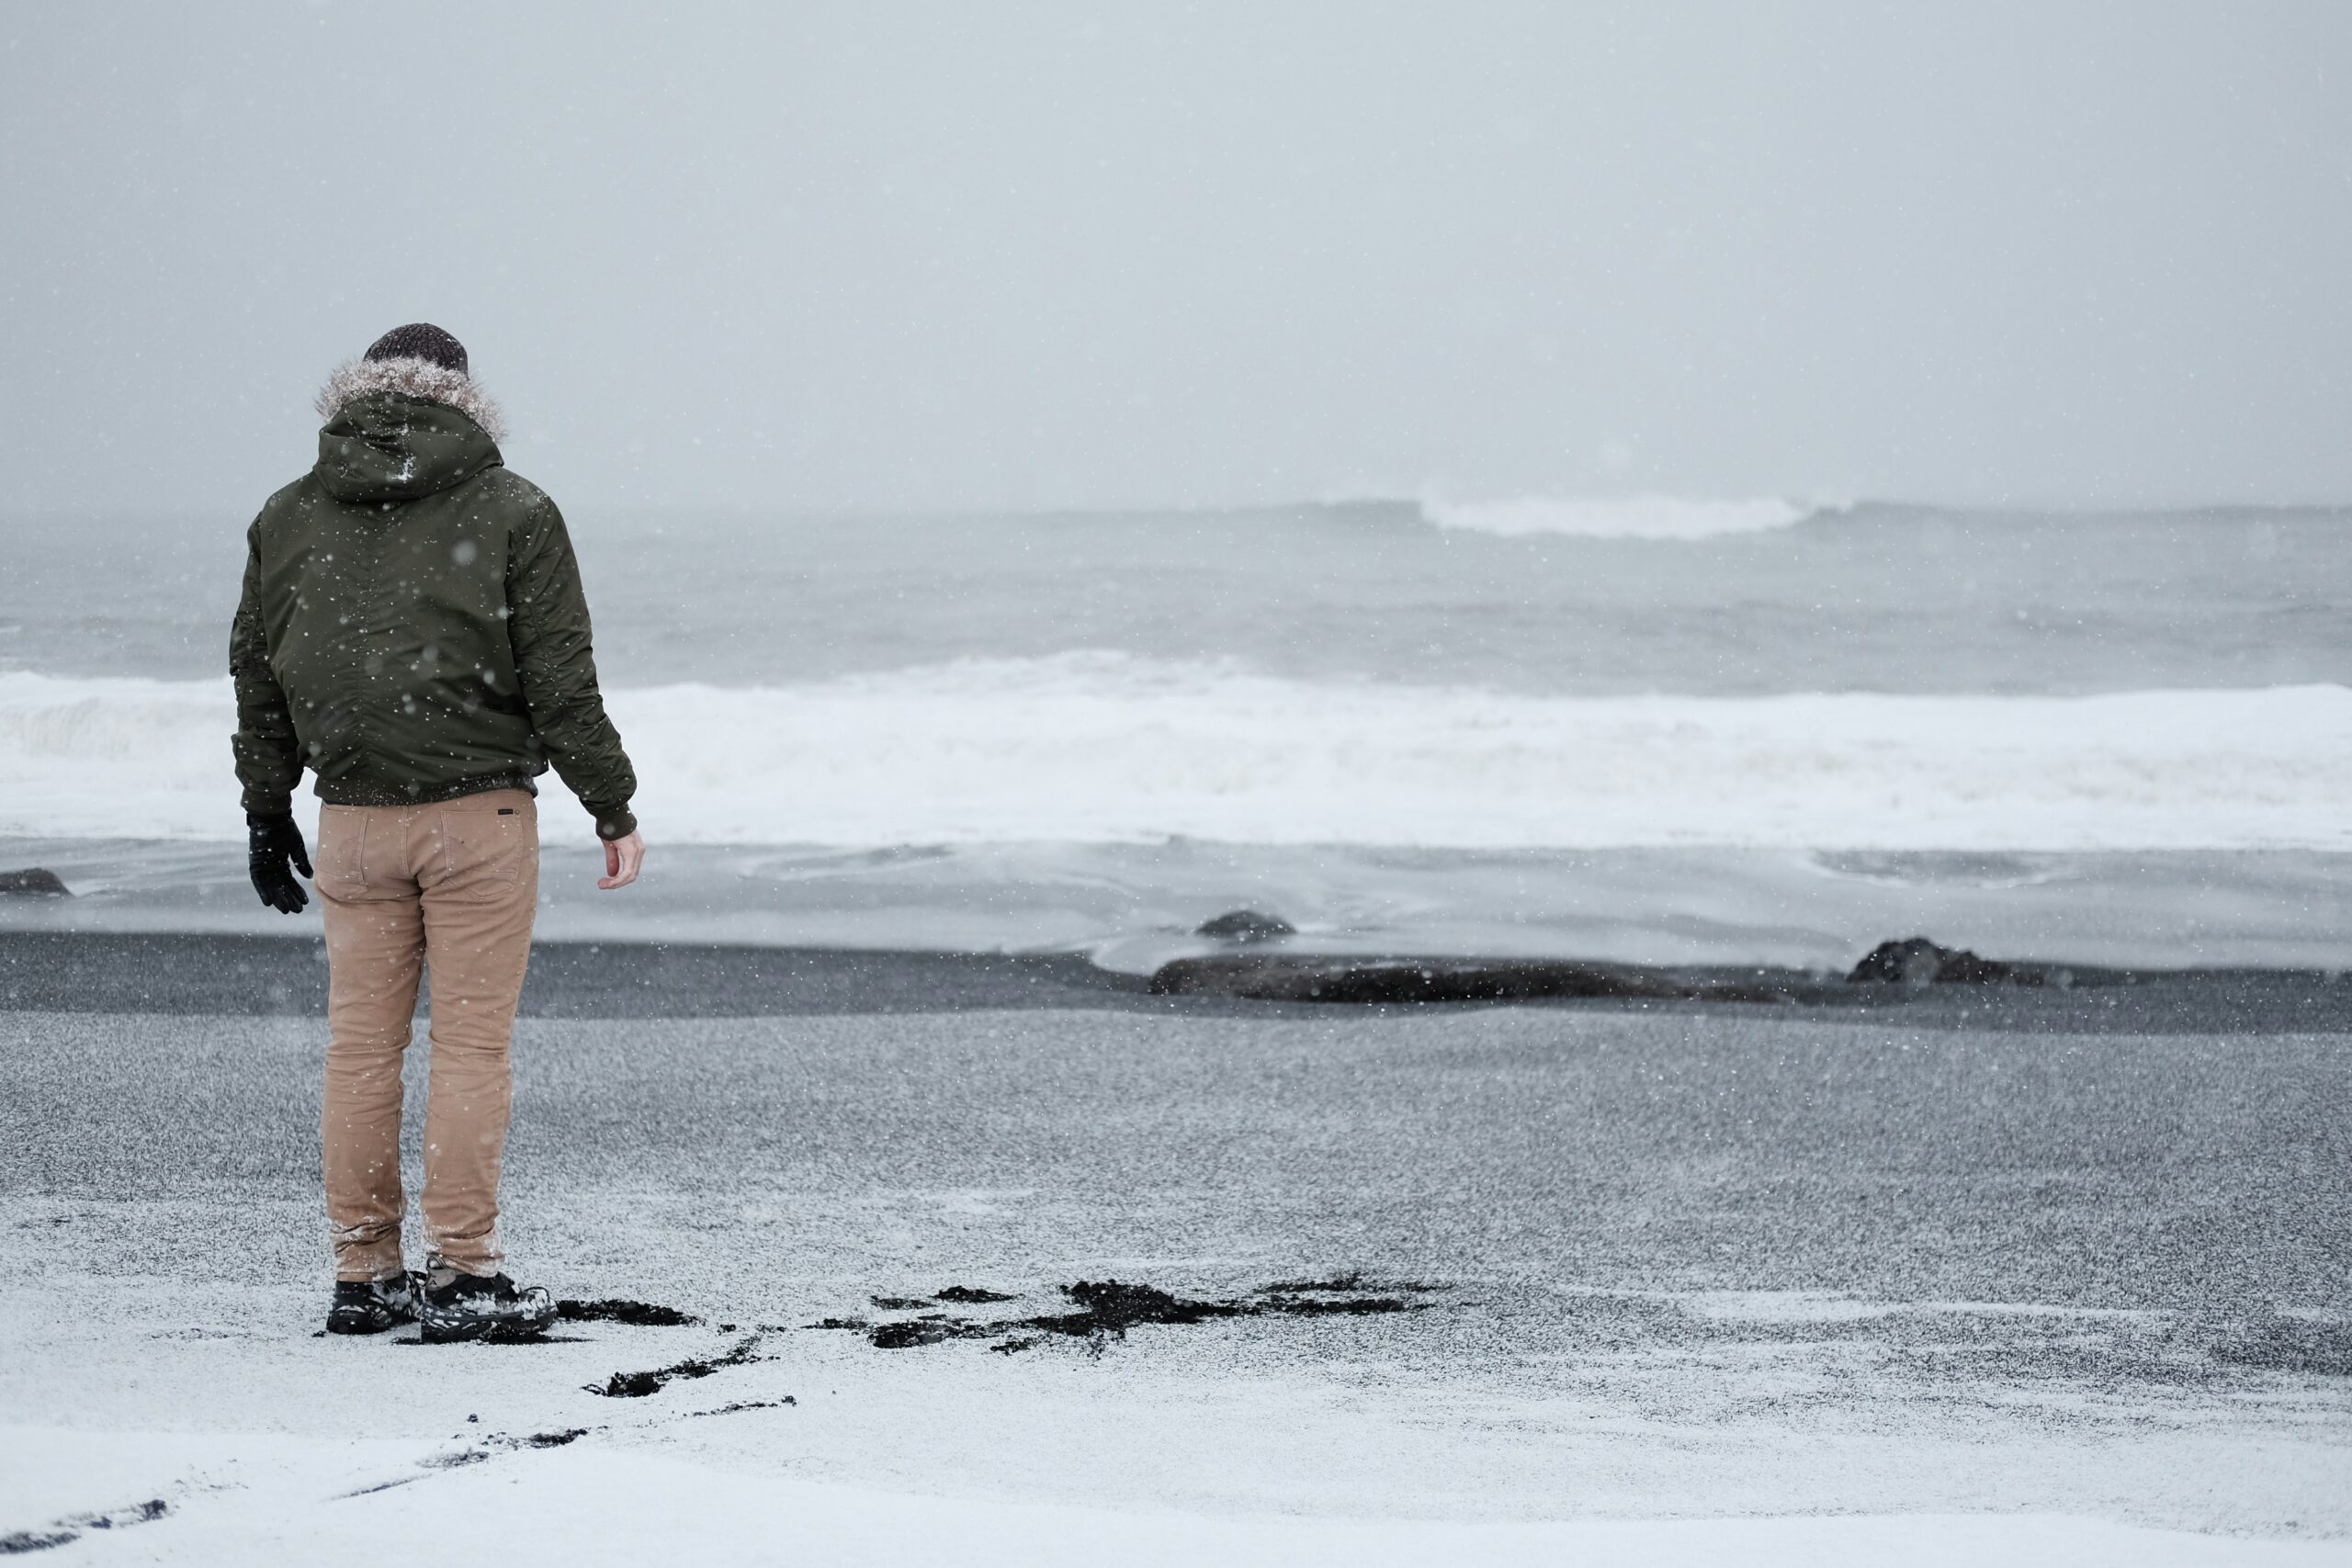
[1847,937,2044,987]
[1148,956,1792,1006]
[1195,908,1295,942]
[0,869,69,897]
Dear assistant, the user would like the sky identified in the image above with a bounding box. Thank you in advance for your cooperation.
[2,2,2348,514]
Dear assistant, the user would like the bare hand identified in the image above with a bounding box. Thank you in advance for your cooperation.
[599,829,645,890]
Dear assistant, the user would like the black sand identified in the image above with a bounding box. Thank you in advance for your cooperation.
[2,931,2346,1033]
[3,933,2347,1531]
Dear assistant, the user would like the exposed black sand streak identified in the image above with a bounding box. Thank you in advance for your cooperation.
[394,1335,593,1347]
[689,1398,796,1417]
[846,1277,1441,1352]
[0,1530,78,1554]
[587,1334,764,1398]
[0,1499,166,1556]
[1024,1280,1253,1337]
[557,1298,702,1327]
[1266,1295,1414,1317]
[337,1476,424,1499]
[1263,1272,1449,1295]
[868,1316,998,1349]
[419,1449,491,1470]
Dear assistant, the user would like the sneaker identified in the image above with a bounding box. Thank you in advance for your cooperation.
[416,1269,556,1344]
[327,1273,419,1336]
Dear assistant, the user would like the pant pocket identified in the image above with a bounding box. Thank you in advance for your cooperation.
[436,804,532,891]
[316,807,372,898]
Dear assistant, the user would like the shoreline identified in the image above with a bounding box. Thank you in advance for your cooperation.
[5,838,2351,977]
[5,930,2346,1033]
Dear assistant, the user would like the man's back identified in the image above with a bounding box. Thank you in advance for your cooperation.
[232,350,637,840]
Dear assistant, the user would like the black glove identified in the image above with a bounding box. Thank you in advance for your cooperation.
[248,813,313,914]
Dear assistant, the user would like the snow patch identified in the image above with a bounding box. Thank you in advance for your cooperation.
[2,1427,2338,1566]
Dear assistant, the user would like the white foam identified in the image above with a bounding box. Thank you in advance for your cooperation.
[3,660,2346,850]
[1420,493,1814,538]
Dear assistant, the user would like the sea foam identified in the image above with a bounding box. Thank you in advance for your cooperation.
[3,660,2346,850]
[1419,493,1815,539]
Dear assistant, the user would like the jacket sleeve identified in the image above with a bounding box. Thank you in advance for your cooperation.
[230,526,304,817]
[507,493,639,839]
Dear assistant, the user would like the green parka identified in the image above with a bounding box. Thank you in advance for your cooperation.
[231,360,638,839]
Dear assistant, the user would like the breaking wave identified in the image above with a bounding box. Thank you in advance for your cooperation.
[4,660,2346,851]
[1419,493,1820,539]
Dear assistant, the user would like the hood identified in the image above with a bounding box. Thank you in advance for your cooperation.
[312,356,506,505]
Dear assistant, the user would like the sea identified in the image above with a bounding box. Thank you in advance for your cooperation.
[3,497,2347,971]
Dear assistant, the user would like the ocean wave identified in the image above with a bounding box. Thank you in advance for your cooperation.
[1419,493,1820,539]
[2,659,2346,850]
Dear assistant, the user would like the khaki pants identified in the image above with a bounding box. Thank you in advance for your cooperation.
[315,790,538,1281]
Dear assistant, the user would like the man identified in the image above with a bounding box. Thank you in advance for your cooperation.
[232,323,645,1342]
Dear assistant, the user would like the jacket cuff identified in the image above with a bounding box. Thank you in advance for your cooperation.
[593,806,638,841]
[242,787,295,818]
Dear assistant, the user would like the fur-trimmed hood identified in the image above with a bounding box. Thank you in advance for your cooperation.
[315,355,506,443]
[311,356,506,505]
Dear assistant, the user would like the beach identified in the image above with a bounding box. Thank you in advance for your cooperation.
[4,498,2351,1558]
[4,933,2349,1561]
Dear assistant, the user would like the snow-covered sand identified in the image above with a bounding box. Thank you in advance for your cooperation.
[5,999,2347,1562]
[6,1425,2341,1565]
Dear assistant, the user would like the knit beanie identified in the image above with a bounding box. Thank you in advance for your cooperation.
[363,322,469,376]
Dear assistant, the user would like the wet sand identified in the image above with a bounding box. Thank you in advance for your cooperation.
[2,928,2348,1033]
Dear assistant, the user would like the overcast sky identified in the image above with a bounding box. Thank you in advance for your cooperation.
[3,2,2348,514]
